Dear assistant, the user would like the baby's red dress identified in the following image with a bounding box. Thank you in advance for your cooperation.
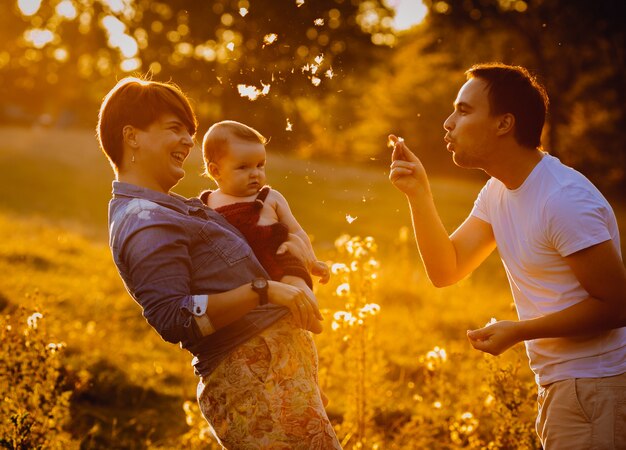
[200,186,312,288]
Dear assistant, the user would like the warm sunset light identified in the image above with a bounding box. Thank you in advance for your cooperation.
[23,28,54,49]
[56,0,77,20]
[1,0,624,448]
[387,0,428,31]
[17,0,42,16]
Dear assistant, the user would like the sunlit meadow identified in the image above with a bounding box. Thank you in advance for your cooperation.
[0,126,559,449]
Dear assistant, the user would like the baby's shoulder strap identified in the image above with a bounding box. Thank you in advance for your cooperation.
[255,185,272,202]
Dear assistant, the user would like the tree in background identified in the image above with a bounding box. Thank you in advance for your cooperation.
[0,0,394,150]
[351,0,625,189]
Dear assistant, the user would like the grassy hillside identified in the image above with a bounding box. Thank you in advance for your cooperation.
[2,125,622,448]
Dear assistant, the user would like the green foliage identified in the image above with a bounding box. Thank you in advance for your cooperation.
[0,308,72,449]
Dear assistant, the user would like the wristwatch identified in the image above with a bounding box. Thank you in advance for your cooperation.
[251,278,269,306]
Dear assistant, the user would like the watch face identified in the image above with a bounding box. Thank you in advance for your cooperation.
[253,278,267,289]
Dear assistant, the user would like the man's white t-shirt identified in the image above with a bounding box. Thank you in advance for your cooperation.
[471,153,626,386]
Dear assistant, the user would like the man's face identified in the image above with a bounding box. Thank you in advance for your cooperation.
[443,77,500,169]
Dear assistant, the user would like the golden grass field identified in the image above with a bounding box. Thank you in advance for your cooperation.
[1,126,624,449]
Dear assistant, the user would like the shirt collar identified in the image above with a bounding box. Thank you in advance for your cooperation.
[112,181,207,216]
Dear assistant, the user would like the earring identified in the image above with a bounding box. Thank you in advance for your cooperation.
[131,154,136,163]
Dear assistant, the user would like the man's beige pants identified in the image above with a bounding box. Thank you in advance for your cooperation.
[537,372,626,449]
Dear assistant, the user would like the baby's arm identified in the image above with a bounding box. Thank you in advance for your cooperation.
[271,189,330,283]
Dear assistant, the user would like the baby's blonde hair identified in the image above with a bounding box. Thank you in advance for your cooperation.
[202,120,267,175]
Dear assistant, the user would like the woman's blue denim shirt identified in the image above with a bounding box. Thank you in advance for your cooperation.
[108,182,288,377]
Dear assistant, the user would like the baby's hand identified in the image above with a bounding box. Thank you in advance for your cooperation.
[312,261,330,284]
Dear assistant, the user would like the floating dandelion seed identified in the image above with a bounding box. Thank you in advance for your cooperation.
[486,317,497,326]
[286,118,293,131]
[301,63,311,73]
[314,54,324,64]
[296,0,305,6]
[311,76,321,86]
[226,42,235,51]
[346,214,357,224]
[237,83,270,101]
[263,33,278,47]
[239,7,248,17]
[314,18,324,26]
[325,68,334,79]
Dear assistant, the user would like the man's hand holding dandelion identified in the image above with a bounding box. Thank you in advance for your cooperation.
[388,135,430,198]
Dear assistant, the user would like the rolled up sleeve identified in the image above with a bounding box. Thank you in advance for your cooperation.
[122,222,203,345]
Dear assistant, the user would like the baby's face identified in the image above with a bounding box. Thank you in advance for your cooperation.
[214,138,267,197]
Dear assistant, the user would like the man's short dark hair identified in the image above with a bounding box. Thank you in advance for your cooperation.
[466,63,549,149]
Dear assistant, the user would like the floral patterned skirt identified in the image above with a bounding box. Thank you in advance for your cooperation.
[197,317,342,450]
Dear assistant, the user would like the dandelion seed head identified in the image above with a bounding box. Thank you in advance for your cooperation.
[314,18,324,26]
[239,7,248,17]
[433,401,442,409]
[345,214,357,224]
[331,262,349,274]
[27,312,43,329]
[285,118,293,131]
[336,283,350,296]
[325,68,334,79]
[360,303,381,316]
[226,42,235,51]
[311,76,321,86]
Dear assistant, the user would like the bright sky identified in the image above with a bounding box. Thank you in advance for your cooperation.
[386,0,429,31]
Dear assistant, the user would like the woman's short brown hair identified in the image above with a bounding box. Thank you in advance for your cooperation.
[97,77,198,172]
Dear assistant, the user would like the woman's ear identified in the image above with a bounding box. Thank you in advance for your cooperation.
[122,125,139,148]
[496,113,515,136]
[207,161,220,180]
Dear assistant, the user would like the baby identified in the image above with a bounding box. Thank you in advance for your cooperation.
[200,120,330,333]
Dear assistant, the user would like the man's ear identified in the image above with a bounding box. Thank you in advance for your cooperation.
[496,113,515,136]
[207,161,220,180]
[122,125,139,148]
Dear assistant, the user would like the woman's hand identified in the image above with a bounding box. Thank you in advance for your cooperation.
[276,233,316,270]
[268,280,323,332]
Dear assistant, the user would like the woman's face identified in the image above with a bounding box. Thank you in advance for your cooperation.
[134,113,195,193]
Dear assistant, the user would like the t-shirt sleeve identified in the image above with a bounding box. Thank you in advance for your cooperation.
[544,186,613,257]
[470,179,492,224]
